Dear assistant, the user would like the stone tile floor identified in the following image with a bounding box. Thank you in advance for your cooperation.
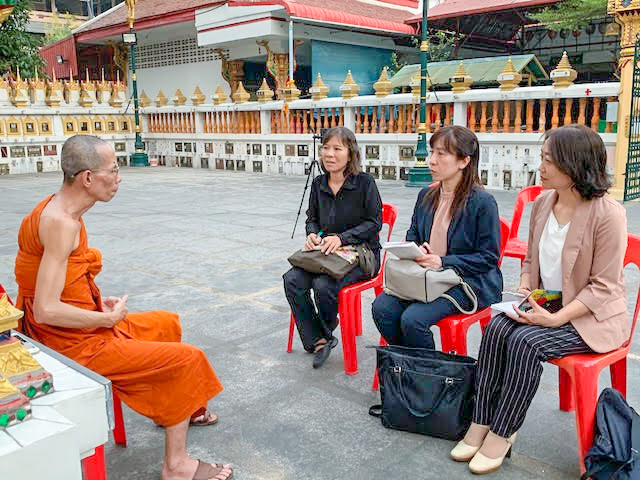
[0,167,639,479]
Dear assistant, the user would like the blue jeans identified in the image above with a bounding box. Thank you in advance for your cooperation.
[371,286,474,350]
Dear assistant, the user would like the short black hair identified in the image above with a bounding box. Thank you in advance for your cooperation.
[543,124,611,200]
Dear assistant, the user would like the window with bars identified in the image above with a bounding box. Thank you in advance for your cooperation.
[135,38,225,69]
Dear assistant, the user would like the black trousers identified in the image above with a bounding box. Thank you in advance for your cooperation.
[283,266,372,352]
[473,313,593,437]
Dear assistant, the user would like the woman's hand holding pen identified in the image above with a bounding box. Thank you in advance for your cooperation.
[415,241,442,269]
[305,232,323,251]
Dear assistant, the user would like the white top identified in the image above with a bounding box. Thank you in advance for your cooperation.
[538,211,570,291]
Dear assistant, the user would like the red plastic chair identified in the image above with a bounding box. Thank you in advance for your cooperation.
[502,185,543,264]
[372,217,510,390]
[548,233,640,473]
[287,203,398,375]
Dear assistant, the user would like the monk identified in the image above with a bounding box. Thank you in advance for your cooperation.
[14,135,232,480]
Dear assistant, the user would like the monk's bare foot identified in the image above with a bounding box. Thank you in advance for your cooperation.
[161,455,199,480]
[162,455,233,480]
[190,411,218,426]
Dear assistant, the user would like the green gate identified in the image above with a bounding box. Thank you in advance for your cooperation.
[625,38,640,201]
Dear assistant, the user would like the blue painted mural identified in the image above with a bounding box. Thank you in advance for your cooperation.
[311,40,393,97]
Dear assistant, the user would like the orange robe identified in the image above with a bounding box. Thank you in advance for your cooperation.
[14,195,223,427]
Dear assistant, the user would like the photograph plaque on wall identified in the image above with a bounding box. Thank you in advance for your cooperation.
[10,146,25,157]
[27,146,42,157]
[284,144,295,156]
[225,143,234,154]
[297,145,309,157]
[252,144,262,155]
[365,145,380,159]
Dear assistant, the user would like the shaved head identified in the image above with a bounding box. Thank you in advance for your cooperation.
[61,135,111,185]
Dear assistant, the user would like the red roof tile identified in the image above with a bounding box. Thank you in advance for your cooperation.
[76,0,415,39]
[75,0,223,33]
[407,0,561,23]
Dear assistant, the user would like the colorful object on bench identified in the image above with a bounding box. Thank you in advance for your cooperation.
[0,374,31,428]
[0,294,22,341]
[0,338,54,399]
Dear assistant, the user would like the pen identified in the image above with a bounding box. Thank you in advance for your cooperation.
[317,230,324,237]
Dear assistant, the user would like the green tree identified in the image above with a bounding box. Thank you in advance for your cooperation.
[43,13,75,46]
[0,0,43,77]
[530,0,607,32]
[387,30,457,77]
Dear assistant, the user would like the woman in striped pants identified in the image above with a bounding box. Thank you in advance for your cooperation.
[450,124,629,474]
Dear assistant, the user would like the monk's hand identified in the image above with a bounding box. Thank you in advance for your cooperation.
[513,297,563,327]
[101,296,120,313]
[415,254,442,269]
[320,235,342,255]
[105,294,128,327]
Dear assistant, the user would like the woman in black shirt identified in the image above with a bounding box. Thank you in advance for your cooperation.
[283,127,382,369]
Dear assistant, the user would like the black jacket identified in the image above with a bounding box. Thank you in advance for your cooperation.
[306,172,382,255]
[406,186,503,308]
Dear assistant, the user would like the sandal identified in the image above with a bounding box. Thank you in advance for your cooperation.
[192,460,233,480]
[190,407,218,427]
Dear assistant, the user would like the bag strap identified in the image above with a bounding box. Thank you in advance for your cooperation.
[396,368,453,418]
[440,280,478,315]
[369,404,382,418]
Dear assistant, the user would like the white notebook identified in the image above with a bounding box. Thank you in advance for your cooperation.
[382,241,424,260]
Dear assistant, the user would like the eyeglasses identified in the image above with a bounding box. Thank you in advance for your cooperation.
[72,165,120,178]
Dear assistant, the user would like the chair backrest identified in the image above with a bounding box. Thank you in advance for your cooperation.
[498,217,510,267]
[381,203,398,243]
[508,185,543,241]
[624,234,640,346]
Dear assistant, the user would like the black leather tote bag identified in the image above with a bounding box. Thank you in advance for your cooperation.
[369,345,476,441]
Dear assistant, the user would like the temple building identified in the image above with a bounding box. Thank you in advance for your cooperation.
[40,0,425,101]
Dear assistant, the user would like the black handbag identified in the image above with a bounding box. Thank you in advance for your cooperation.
[369,345,476,441]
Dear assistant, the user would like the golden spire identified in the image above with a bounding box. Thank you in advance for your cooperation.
[212,85,227,105]
[256,78,274,102]
[551,51,577,88]
[310,73,329,101]
[450,60,472,94]
[172,88,187,105]
[191,86,205,105]
[340,70,359,99]
[139,90,151,107]
[232,82,250,103]
[373,67,393,97]
[155,90,168,107]
[497,57,522,91]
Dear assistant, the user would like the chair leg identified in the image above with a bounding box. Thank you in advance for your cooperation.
[371,336,387,391]
[439,322,468,356]
[610,358,627,398]
[81,444,107,480]
[338,299,358,375]
[558,369,575,412]
[287,313,295,353]
[112,392,127,447]
[354,293,363,336]
[573,367,600,473]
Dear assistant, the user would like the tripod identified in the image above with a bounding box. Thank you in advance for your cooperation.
[291,133,322,239]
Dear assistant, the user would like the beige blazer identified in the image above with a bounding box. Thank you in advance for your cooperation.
[521,190,628,353]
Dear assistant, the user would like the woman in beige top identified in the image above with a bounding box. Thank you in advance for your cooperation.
[372,126,503,350]
[452,124,628,475]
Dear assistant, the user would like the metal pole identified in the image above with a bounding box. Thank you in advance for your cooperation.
[129,27,148,166]
[406,0,432,187]
[289,20,294,82]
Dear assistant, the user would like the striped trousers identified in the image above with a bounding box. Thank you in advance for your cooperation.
[473,313,592,438]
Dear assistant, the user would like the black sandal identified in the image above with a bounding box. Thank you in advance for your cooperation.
[312,337,338,369]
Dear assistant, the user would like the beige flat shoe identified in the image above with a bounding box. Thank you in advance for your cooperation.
[450,439,481,462]
[468,433,517,475]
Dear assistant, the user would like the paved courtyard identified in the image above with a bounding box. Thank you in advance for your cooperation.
[0,167,639,480]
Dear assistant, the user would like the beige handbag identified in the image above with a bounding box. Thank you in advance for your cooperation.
[383,258,478,314]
